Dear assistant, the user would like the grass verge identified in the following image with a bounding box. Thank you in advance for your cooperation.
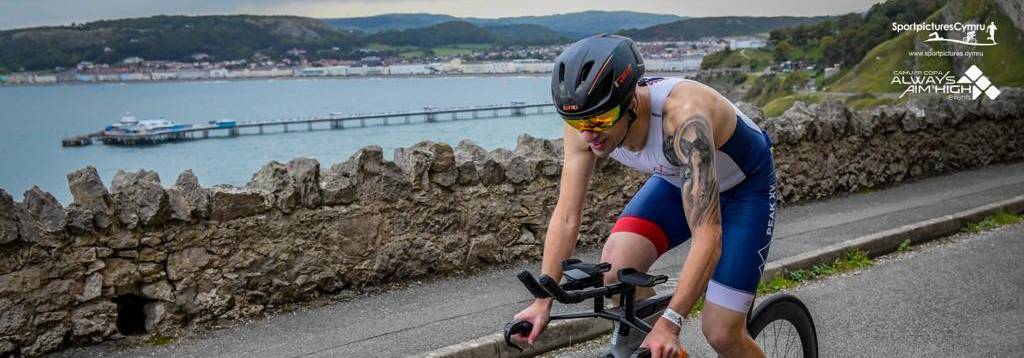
[961,210,1023,234]
[756,250,873,296]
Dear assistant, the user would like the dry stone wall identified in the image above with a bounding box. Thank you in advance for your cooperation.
[1,89,1022,356]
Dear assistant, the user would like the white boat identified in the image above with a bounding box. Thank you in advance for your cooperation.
[104,113,190,135]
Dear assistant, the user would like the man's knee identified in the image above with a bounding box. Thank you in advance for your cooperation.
[703,323,744,352]
[702,304,749,353]
[600,232,659,296]
[601,232,659,264]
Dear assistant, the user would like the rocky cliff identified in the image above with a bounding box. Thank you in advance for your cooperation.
[1,89,1022,356]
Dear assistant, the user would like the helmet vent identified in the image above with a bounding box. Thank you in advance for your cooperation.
[559,63,565,82]
[576,60,594,90]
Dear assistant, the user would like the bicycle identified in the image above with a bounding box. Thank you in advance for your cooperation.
[504,258,818,358]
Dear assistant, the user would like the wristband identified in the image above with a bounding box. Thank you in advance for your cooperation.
[661,308,685,328]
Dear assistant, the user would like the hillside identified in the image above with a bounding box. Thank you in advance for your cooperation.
[617,16,831,41]
[769,0,946,68]
[484,24,568,45]
[321,13,458,33]
[0,14,576,74]
[323,11,684,39]
[466,11,685,39]
[831,0,1024,92]
[0,15,361,73]
[365,21,499,47]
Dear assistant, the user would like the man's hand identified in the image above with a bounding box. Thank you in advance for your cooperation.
[639,318,687,358]
[511,299,552,346]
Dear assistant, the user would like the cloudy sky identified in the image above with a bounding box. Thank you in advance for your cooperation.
[0,0,885,30]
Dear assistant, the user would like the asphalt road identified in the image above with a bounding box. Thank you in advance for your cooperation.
[547,221,1024,357]
[45,162,1024,358]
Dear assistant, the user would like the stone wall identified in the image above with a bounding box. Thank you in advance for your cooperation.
[1,89,1022,356]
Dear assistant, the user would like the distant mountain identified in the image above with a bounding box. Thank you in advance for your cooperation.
[484,24,568,45]
[322,11,685,39]
[618,16,832,41]
[321,13,459,33]
[367,21,498,47]
[0,15,361,72]
[366,21,568,47]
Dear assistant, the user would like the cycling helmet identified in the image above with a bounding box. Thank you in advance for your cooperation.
[552,34,645,120]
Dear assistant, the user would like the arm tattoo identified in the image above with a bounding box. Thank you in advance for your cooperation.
[670,117,721,230]
[663,133,684,167]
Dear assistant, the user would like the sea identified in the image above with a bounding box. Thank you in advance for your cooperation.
[0,76,562,204]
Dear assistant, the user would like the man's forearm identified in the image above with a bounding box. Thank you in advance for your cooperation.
[667,233,721,318]
[539,214,581,282]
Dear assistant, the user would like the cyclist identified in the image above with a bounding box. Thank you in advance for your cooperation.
[511,34,777,358]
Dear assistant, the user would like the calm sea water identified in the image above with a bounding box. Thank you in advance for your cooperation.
[0,76,563,204]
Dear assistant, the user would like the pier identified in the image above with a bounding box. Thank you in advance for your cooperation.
[62,102,552,147]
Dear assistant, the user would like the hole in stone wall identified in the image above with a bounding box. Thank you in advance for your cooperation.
[113,294,151,335]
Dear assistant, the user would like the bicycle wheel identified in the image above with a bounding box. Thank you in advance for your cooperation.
[747,294,818,358]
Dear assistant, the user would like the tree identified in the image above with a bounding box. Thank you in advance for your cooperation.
[774,40,793,62]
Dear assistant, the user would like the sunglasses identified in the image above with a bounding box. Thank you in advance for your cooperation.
[562,105,623,132]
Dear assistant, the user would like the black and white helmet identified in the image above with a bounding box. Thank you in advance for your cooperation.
[551,34,645,119]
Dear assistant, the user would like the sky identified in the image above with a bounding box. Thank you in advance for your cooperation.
[0,0,886,30]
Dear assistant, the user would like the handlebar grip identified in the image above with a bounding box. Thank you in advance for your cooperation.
[503,319,533,352]
[538,274,579,303]
[517,271,551,299]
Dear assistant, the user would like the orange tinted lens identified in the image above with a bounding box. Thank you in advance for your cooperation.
[563,106,621,132]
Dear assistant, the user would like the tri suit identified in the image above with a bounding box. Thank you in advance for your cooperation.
[608,77,778,313]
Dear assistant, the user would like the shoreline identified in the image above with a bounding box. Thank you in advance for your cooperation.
[0,71,694,88]
[0,72,553,88]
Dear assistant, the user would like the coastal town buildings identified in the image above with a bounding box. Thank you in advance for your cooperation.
[2,37,759,85]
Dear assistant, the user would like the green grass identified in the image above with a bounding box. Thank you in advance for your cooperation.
[898,239,913,253]
[742,74,761,87]
[845,93,901,110]
[682,249,873,316]
[701,48,774,72]
[144,335,176,346]
[818,67,851,91]
[763,95,799,117]
[399,50,426,59]
[756,250,874,295]
[431,44,492,57]
[690,297,704,316]
[961,210,1023,234]
[744,71,815,108]
[762,92,850,117]
[368,43,493,59]
[364,43,418,52]
[961,0,986,19]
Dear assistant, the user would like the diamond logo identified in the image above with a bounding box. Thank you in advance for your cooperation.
[957,65,1000,100]
[964,65,983,81]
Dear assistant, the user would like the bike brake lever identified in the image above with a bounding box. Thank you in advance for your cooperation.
[503,319,533,352]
